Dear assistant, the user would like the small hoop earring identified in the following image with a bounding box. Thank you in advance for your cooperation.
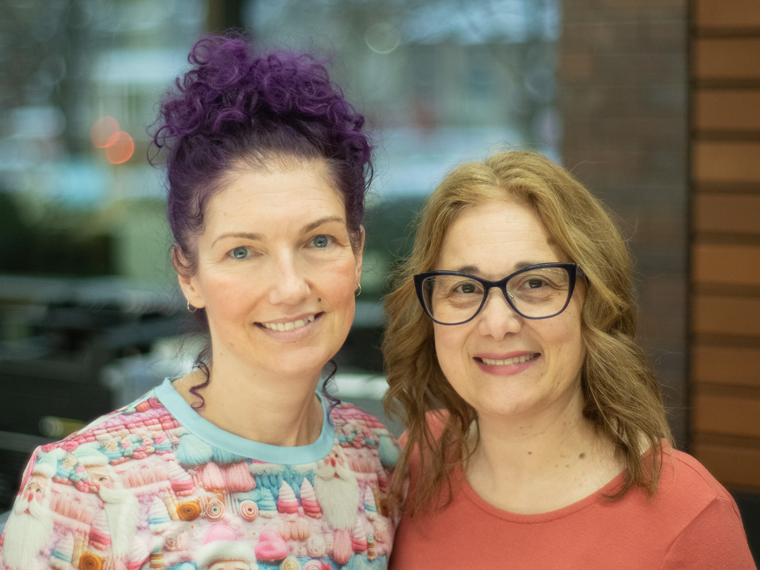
[355,284,362,297]
[187,301,197,313]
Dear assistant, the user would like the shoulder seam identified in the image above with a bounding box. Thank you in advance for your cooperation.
[657,495,738,570]
[666,450,731,501]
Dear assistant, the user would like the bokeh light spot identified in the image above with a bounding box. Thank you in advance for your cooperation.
[90,116,120,148]
[104,131,134,164]
[365,23,401,54]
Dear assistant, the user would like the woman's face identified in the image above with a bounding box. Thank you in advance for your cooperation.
[179,163,363,381]
[432,199,585,422]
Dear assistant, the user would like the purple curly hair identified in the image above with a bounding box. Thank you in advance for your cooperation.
[152,35,373,275]
[150,36,373,407]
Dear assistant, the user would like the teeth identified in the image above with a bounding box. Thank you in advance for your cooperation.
[262,315,315,331]
[482,354,536,366]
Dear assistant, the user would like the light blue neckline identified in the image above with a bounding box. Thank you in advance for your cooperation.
[155,378,334,465]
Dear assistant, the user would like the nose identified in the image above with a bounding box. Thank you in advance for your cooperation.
[477,288,522,339]
[268,251,310,305]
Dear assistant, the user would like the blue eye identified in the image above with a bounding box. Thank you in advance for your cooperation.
[231,246,248,259]
[312,235,331,248]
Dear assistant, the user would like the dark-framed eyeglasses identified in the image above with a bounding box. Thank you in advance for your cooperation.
[414,263,581,326]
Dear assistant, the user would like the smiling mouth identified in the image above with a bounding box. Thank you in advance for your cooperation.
[476,353,538,366]
[258,314,317,331]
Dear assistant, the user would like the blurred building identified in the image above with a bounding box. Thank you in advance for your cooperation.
[0,0,205,283]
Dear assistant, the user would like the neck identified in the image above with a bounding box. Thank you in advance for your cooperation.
[466,390,622,514]
[175,352,324,447]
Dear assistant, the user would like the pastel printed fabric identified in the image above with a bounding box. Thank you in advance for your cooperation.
[0,379,400,570]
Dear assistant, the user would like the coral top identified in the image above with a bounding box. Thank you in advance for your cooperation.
[391,425,756,569]
[0,378,400,570]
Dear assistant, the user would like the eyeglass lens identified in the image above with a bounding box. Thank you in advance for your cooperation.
[421,267,572,324]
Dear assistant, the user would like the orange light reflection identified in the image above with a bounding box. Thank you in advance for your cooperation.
[104,131,134,164]
[90,116,120,148]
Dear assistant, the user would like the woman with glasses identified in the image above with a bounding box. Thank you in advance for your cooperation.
[383,151,755,569]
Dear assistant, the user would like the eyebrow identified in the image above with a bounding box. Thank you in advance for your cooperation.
[212,231,264,246]
[453,261,542,274]
[212,216,346,247]
[301,216,346,235]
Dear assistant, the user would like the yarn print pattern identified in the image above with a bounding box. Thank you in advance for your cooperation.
[0,390,400,570]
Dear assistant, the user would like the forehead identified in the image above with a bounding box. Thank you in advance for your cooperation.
[204,165,345,228]
[437,200,564,272]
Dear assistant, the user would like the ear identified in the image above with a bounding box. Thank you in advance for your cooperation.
[355,226,365,285]
[178,273,206,310]
[174,247,206,309]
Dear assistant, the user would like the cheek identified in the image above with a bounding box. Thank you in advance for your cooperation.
[543,310,585,372]
[433,327,468,378]
[571,331,586,374]
[564,303,585,353]
[321,262,359,306]
[201,275,264,334]
[205,273,256,309]
[327,276,355,300]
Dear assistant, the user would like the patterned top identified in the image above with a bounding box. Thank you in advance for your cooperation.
[0,378,401,570]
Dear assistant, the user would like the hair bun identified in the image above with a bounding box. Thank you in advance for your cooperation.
[153,36,369,168]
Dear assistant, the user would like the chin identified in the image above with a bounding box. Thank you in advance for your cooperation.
[265,347,339,378]
[467,390,539,419]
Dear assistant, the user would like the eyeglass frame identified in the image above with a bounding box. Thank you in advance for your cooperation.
[413,262,582,326]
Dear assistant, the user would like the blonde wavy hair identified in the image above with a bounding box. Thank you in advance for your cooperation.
[382,150,673,516]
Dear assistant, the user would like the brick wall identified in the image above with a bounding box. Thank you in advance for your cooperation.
[559,0,690,445]
[691,0,760,492]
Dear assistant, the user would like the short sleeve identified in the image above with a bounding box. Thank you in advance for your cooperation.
[660,496,757,570]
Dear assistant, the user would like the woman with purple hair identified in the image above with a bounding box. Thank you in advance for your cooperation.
[0,36,400,570]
